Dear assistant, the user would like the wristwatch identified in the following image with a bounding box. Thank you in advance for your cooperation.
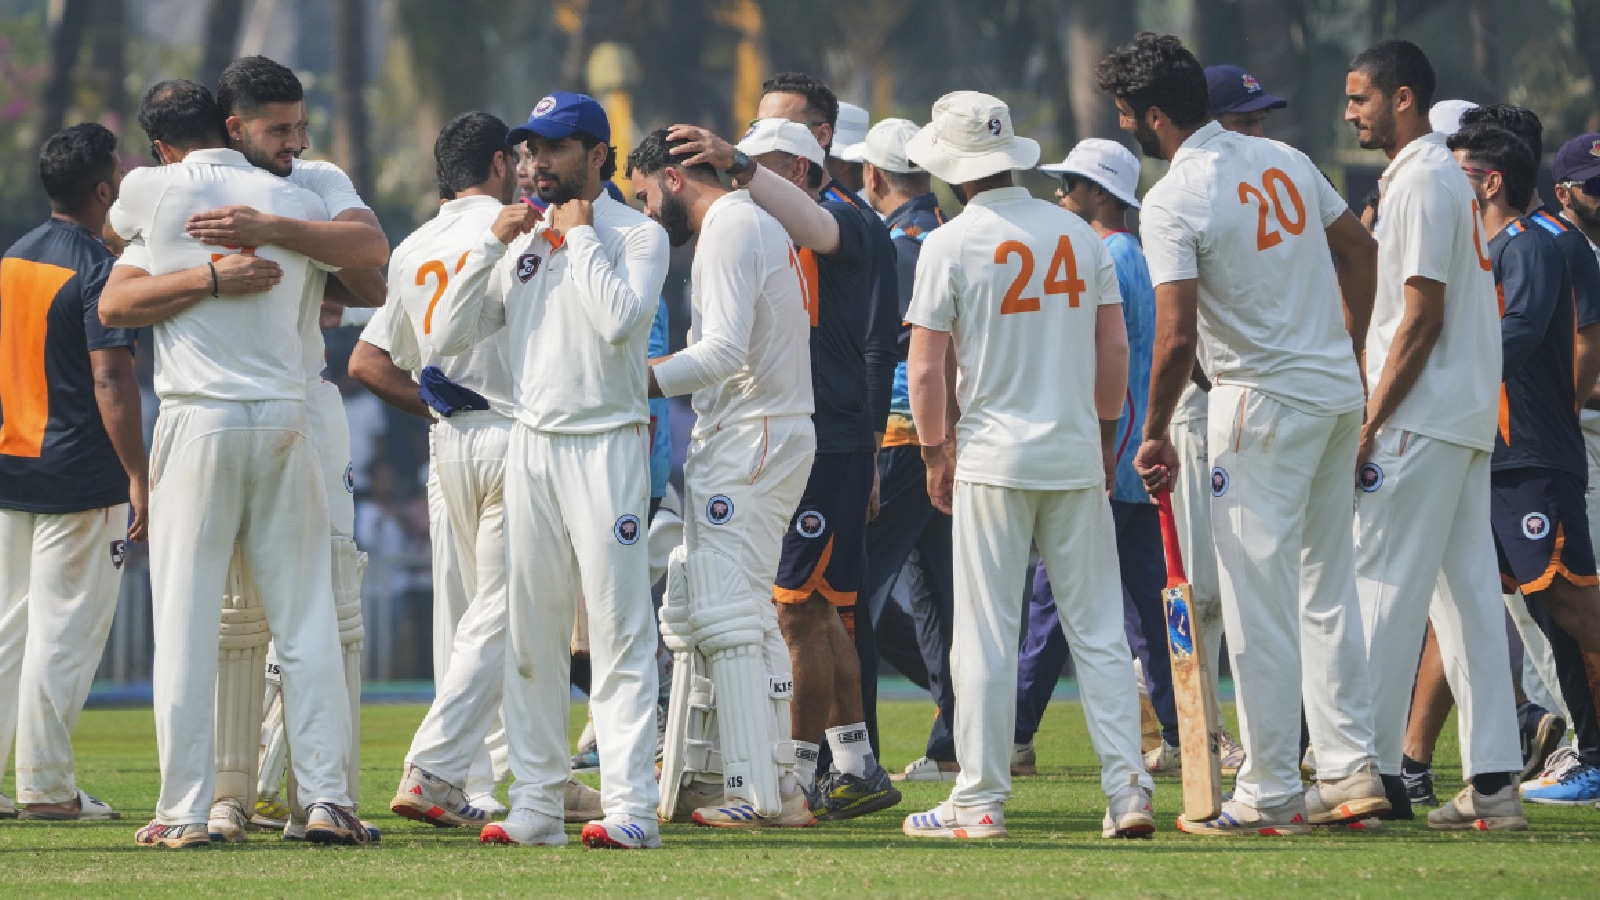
[724,149,755,181]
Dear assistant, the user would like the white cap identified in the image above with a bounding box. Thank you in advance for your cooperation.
[832,102,870,160]
[1430,99,1478,136]
[1038,138,1142,209]
[737,118,826,167]
[905,91,1040,185]
[854,118,924,174]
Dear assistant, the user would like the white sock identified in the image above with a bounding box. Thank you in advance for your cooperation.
[826,724,874,778]
[793,741,820,786]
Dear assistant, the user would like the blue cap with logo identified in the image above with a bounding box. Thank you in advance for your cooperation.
[508,92,611,146]
[1553,133,1600,184]
[1205,64,1288,116]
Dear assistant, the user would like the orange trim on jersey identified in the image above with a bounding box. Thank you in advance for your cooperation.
[796,247,820,327]
[0,259,75,458]
[1522,524,1600,592]
[545,229,565,251]
[882,414,918,448]
[773,536,858,607]
[1499,385,1512,446]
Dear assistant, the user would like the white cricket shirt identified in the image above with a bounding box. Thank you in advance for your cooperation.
[287,159,370,386]
[651,190,814,434]
[905,186,1122,491]
[1141,122,1364,416]
[1367,133,1501,451]
[361,195,516,418]
[429,191,667,432]
[109,148,329,402]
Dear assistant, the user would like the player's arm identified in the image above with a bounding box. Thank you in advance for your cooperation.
[184,205,389,271]
[1360,277,1443,451]
[83,264,148,542]
[1565,241,1600,404]
[1500,236,1563,377]
[649,228,757,399]
[665,125,842,255]
[99,252,284,328]
[1325,210,1378,358]
[327,264,388,309]
[349,340,430,419]
[1096,302,1131,485]
[865,230,899,441]
[552,201,666,344]
[429,205,535,356]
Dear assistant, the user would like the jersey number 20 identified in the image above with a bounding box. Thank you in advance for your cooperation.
[1237,168,1306,251]
[997,235,1085,315]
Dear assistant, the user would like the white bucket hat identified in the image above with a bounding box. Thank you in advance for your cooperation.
[856,118,924,174]
[905,91,1040,185]
[1038,138,1142,209]
[832,102,870,161]
[1429,99,1478,136]
[737,118,826,166]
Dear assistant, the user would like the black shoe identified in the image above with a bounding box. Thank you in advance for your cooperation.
[1378,773,1414,820]
[815,765,903,821]
[1518,703,1567,783]
[1402,766,1439,807]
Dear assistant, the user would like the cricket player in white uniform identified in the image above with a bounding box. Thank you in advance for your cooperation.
[430,94,668,850]
[1099,33,1391,833]
[895,91,1153,841]
[1344,40,1525,827]
[631,128,816,827]
[99,80,363,848]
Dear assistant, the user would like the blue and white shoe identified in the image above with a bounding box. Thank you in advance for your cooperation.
[1523,761,1600,805]
[580,816,662,849]
[390,762,493,828]
[691,788,814,828]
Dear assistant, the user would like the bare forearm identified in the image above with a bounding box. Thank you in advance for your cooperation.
[909,327,952,445]
[93,355,148,483]
[270,218,388,270]
[329,267,387,308]
[1365,316,1441,433]
[348,342,430,419]
[744,164,840,253]
[1577,325,1600,408]
[100,266,211,327]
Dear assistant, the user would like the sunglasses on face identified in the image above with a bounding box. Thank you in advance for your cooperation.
[1561,177,1600,198]
[1058,175,1080,194]
[1460,166,1501,181]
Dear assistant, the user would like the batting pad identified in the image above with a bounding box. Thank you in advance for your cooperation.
[256,646,287,802]
[217,545,270,810]
[333,538,366,807]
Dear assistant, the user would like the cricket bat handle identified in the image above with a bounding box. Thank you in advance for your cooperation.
[1155,486,1188,587]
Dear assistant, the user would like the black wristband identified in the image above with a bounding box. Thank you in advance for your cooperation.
[208,261,219,297]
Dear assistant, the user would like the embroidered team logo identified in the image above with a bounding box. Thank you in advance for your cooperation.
[742,123,760,141]
[1591,139,1600,157]
[1242,73,1262,93]
[110,539,127,570]
[343,462,355,493]
[1523,512,1551,540]
[795,510,826,539]
[1211,466,1230,497]
[533,96,557,117]
[987,117,1003,136]
[706,495,735,525]
[1358,463,1384,493]
[516,253,542,282]
[614,514,641,545]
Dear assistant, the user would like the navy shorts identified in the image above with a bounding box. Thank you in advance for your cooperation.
[1490,468,1598,593]
[774,451,874,607]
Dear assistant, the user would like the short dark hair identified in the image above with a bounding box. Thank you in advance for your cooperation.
[138,80,226,152]
[1095,32,1211,129]
[761,71,839,139]
[1350,40,1435,110]
[1460,104,1543,161]
[435,111,509,197]
[217,55,304,118]
[883,169,931,195]
[1448,123,1536,210]
[626,129,718,183]
[39,123,118,213]
[574,130,618,180]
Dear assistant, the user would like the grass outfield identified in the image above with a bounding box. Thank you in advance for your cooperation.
[4,702,1598,898]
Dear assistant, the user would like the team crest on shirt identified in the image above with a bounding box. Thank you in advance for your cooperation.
[1210,466,1230,497]
[707,495,735,525]
[1523,512,1551,540]
[987,118,1003,136]
[795,510,827,539]
[533,96,557,117]
[344,462,356,493]
[614,514,641,545]
[1242,73,1262,94]
[109,540,126,570]
[1358,463,1384,493]
[516,253,542,282]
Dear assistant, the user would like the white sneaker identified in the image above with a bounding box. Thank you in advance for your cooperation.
[691,786,815,828]
[1102,774,1155,838]
[1144,741,1181,774]
[390,762,492,828]
[1522,744,1581,793]
[580,815,663,849]
[894,756,961,782]
[563,776,603,823]
[902,800,1007,839]
[305,802,372,846]
[467,792,507,817]
[0,790,16,819]
[1219,732,1246,777]
[1011,742,1037,776]
[208,798,249,843]
[19,789,120,821]
[666,776,724,823]
[480,807,568,846]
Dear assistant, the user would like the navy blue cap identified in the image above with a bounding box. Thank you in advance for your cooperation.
[1206,65,1288,116]
[508,92,610,146]
[602,180,626,203]
[1553,133,1600,184]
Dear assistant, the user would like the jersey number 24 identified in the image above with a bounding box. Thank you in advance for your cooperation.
[996,235,1086,315]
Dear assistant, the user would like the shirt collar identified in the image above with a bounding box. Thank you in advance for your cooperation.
[1177,121,1227,156]
[182,148,253,168]
[1381,132,1447,182]
[885,192,940,228]
[964,186,1031,209]
[439,194,504,216]
[822,180,862,208]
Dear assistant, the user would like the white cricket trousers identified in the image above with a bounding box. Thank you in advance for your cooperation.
[408,412,511,787]
[948,481,1148,806]
[503,423,659,821]
[149,398,350,824]
[1355,430,1522,778]
[1169,412,1226,703]
[0,505,127,803]
[1208,385,1378,807]
[305,380,354,540]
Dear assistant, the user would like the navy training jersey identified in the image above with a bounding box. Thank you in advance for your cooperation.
[0,218,137,513]
[796,181,896,455]
[1530,205,1600,329]
[1490,216,1584,476]
[882,192,947,448]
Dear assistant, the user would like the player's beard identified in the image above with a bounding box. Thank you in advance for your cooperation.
[1569,195,1600,232]
[1131,118,1163,159]
[656,191,695,247]
[536,165,587,206]
[1356,106,1395,152]
[236,136,293,177]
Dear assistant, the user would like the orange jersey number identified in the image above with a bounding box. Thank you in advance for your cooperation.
[1237,168,1307,251]
[998,235,1086,315]
[420,251,471,334]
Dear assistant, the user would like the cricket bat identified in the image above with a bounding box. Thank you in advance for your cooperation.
[1155,486,1223,822]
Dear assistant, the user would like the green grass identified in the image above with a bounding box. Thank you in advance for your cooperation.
[4,701,1599,898]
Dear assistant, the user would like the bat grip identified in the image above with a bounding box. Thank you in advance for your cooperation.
[1155,486,1188,588]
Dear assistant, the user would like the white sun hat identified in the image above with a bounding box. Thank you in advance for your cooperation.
[904,91,1040,185]
[857,118,924,174]
[832,101,870,161]
[1038,138,1142,209]
[737,117,826,166]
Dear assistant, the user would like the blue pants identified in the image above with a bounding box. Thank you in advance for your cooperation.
[1014,501,1178,746]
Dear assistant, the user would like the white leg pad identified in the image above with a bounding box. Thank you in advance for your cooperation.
[333,538,366,807]
[257,645,287,800]
[217,545,270,808]
[657,545,703,820]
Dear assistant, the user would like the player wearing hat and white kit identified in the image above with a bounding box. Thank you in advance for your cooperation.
[1099,33,1391,834]
[629,128,815,827]
[430,93,668,850]
[100,80,363,848]
[897,91,1153,841]
[1342,40,1525,828]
